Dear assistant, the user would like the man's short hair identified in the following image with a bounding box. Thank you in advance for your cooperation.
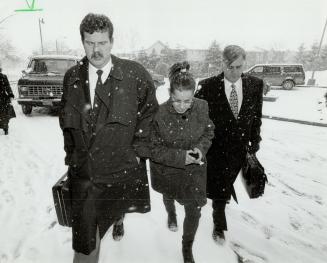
[80,13,114,42]
[222,45,246,66]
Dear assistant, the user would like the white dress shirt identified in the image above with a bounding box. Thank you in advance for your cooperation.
[224,77,243,113]
[88,60,112,108]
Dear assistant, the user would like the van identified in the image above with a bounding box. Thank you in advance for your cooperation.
[245,64,305,90]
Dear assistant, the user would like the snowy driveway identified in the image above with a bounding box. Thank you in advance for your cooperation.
[0,87,327,262]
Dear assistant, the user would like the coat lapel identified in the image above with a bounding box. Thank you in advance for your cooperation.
[66,57,91,124]
[219,73,252,121]
[94,55,124,111]
[238,74,251,119]
[216,73,237,120]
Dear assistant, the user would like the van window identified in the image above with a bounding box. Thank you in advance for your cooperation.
[283,66,302,73]
[264,66,281,74]
[252,66,264,73]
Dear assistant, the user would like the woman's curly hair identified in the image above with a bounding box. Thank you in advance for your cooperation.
[168,61,195,93]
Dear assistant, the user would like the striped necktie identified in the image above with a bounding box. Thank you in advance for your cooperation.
[230,83,238,118]
[93,69,103,109]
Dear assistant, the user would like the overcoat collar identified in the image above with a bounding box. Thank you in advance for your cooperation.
[166,97,196,115]
[66,55,124,123]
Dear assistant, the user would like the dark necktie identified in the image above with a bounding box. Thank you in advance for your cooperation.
[230,83,238,118]
[90,69,103,130]
[93,69,103,109]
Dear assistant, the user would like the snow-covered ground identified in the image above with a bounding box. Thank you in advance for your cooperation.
[262,87,327,124]
[0,77,327,263]
[305,70,327,87]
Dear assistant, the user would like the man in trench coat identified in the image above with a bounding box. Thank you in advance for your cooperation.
[0,64,15,135]
[195,45,263,244]
[59,13,158,262]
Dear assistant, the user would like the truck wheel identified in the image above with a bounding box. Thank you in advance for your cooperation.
[22,105,33,115]
[282,80,295,90]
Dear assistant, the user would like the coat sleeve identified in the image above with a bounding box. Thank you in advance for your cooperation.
[4,75,14,99]
[150,119,186,169]
[59,70,75,166]
[194,82,206,100]
[249,79,263,153]
[133,68,159,158]
[194,101,215,156]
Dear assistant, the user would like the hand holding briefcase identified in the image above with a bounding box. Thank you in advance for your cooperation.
[52,172,72,227]
[242,153,268,199]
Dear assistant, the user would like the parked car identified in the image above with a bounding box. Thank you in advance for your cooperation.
[17,55,79,114]
[147,69,165,88]
[245,64,305,90]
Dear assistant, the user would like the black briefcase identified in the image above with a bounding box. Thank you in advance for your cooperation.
[52,172,72,227]
[242,153,268,199]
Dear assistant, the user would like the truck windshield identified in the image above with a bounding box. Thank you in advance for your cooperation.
[29,59,76,74]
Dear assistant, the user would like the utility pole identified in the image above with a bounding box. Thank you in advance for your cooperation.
[308,17,327,85]
[38,18,44,54]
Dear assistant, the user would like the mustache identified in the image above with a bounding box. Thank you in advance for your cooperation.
[92,52,103,59]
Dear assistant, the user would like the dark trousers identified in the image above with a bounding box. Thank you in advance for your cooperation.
[73,227,100,263]
[212,199,227,231]
[0,120,8,131]
[163,195,201,243]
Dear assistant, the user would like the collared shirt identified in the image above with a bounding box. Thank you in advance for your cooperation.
[224,77,243,113]
[88,60,112,107]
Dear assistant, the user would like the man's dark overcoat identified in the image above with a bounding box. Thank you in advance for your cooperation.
[0,73,15,128]
[195,72,263,201]
[59,55,158,254]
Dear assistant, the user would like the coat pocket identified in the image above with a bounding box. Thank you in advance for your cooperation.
[106,112,134,126]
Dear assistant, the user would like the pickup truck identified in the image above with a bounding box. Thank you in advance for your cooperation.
[17,55,165,115]
[17,55,79,114]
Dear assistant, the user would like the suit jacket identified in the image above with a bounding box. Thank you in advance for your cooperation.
[195,72,263,200]
[59,55,159,183]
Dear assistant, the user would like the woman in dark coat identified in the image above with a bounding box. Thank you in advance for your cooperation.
[0,68,15,135]
[150,62,215,263]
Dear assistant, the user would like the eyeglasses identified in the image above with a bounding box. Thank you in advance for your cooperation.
[171,98,193,106]
[226,65,243,71]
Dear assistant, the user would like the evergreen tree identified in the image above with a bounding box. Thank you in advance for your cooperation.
[148,49,160,71]
[318,45,327,70]
[0,35,21,64]
[307,42,319,71]
[136,50,150,68]
[202,40,222,76]
[295,43,307,66]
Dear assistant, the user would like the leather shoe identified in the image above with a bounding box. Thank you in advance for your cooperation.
[167,213,178,232]
[182,241,195,263]
[212,227,225,245]
[112,222,124,241]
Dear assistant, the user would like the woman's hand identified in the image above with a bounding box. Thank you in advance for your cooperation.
[192,148,203,164]
[185,150,197,165]
[185,148,203,165]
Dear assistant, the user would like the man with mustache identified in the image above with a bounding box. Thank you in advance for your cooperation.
[59,13,158,262]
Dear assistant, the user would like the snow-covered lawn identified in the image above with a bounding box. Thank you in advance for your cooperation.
[305,70,327,87]
[0,79,326,263]
[262,87,327,124]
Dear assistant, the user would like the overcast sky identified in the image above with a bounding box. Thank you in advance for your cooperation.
[0,0,327,57]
